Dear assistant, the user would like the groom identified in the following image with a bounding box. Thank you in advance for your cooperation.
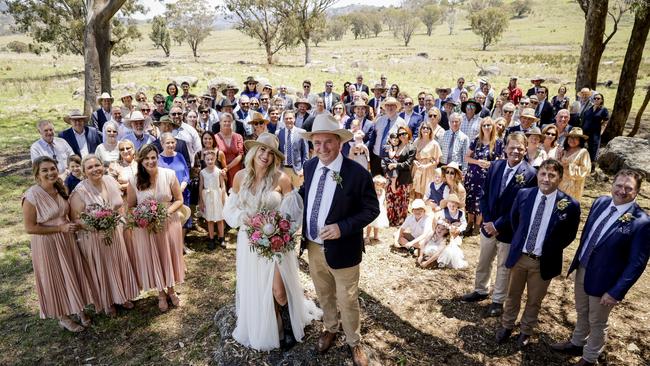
[300,113,379,366]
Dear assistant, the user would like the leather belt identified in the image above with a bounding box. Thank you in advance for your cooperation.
[523,252,541,261]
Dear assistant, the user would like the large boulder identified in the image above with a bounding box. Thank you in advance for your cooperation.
[598,136,650,179]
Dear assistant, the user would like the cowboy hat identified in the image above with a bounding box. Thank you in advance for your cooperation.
[352,100,370,111]
[124,110,147,129]
[176,205,192,225]
[443,97,458,107]
[381,96,401,109]
[220,99,237,110]
[119,91,133,101]
[64,109,89,123]
[461,99,483,114]
[247,111,269,125]
[510,75,519,80]
[441,193,462,207]
[370,83,387,92]
[243,132,285,161]
[566,127,589,140]
[221,84,240,96]
[96,92,114,103]
[524,126,543,138]
[243,76,258,85]
[520,108,540,121]
[411,199,426,210]
[441,161,462,177]
[294,98,312,110]
[201,93,214,100]
[530,75,545,82]
[301,113,354,143]
[153,114,181,128]
[435,87,452,94]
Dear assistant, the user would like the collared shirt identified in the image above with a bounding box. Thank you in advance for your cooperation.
[283,127,296,166]
[73,128,89,157]
[401,213,432,239]
[460,114,481,141]
[579,200,636,260]
[324,92,333,110]
[101,108,111,122]
[295,112,308,129]
[173,123,202,166]
[438,129,469,169]
[102,119,131,143]
[30,137,74,174]
[306,153,344,244]
[501,159,524,187]
[523,189,558,256]
[403,111,415,126]
[372,115,406,155]
[451,87,467,103]
[122,132,155,151]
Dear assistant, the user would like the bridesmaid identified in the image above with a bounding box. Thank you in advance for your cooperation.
[69,155,140,317]
[126,144,186,312]
[22,157,93,332]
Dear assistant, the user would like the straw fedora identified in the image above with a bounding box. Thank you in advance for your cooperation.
[381,96,401,109]
[176,205,192,225]
[520,108,540,122]
[294,98,312,110]
[243,132,285,161]
[153,114,181,128]
[435,87,451,94]
[566,127,589,140]
[96,92,114,103]
[64,109,89,123]
[442,193,462,207]
[301,113,354,143]
[370,83,387,93]
[247,111,269,125]
[221,83,240,96]
[461,99,483,114]
[524,126,543,139]
[411,199,426,210]
[441,161,463,177]
[119,91,133,101]
[124,110,146,129]
[352,100,370,111]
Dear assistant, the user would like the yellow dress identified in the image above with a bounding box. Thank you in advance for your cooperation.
[412,138,442,196]
[559,148,591,201]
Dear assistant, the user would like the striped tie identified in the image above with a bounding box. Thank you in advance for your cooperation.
[309,167,329,240]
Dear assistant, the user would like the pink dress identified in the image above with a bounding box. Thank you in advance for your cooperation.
[71,176,140,312]
[129,167,185,291]
[23,185,95,319]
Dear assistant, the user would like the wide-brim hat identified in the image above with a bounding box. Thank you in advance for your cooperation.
[352,100,370,111]
[120,91,133,101]
[371,83,387,92]
[441,161,463,177]
[220,99,237,109]
[96,92,114,103]
[524,126,543,138]
[153,114,181,128]
[461,99,483,114]
[441,193,462,207]
[294,98,312,110]
[221,84,240,96]
[381,97,401,109]
[243,132,285,161]
[412,199,426,210]
[124,110,147,129]
[435,87,451,94]
[64,109,89,123]
[243,76,259,85]
[177,205,192,225]
[201,93,214,100]
[443,97,458,106]
[530,75,545,82]
[566,127,588,140]
[247,111,269,125]
[520,108,540,121]
[301,113,354,143]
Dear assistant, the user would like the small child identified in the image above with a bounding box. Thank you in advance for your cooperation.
[198,150,227,250]
[441,194,467,236]
[366,175,389,243]
[425,168,449,215]
[416,220,450,268]
[394,199,431,254]
[382,133,400,191]
[349,130,369,170]
[64,155,83,193]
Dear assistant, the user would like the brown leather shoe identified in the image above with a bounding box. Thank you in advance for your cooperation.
[550,340,584,356]
[574,358,596,366]
[350,344,368,366]
[317,331,336,353]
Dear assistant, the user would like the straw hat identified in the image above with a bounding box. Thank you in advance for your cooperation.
[352,100,370,111]
[64,109,89,123]
[370,83,387,92]
[247,111,269,125]
[119,91,133,101]
[436,87,451,94]
[301,113,354,143]
[411,199,426,210]
[124,110,146,129]
[381,97,401,109]
[442,193,462,207]
[294,98,312,110]
[441,161,462,177]
[524,126,543,139]
[566,127,589,140]
[243,132,285,161]
[221,84,240,96]
[520,108,540,122]
[96,92,114,103]
[177,205,192,225]
[461,99,483,114]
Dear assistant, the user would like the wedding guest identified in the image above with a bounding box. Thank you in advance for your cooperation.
[276,110,309,188]
[110,140,137,195]
[64,155,83,193]
[553,109,573,147]
[348,130,369,170]
[427,107,446,141]
[558,128,591,201]
[122,111,155,151]
[552,169,650,366]
[394,199,432,252]
[506,108,538,137]
[30,120,74,175]
[416,220,451,269]
[541,125,560,159]
[151,93,168,121]
[367,97,406,176]
[332,102,348,127]
[69,155,139,317]
[94,120,120,164]
[441,162,467,209]
[412,122,442,199]
[22,156,93,332]
[119,92,135,115]
[169,106,202,166]
[460,99,483,141]
[441,193,468,236]
[198,150,227,250]
[551,85,570,116]
[92,92,114,131]
[525,127,548,168]
[248,111,270,140]
[581,93,609,169]
[158,133,191,233]
[439,113,470,169]
[126,144,185,312]
[215,113,245,189]
[424,168,448,213]
[502,103,516,128]
[383,126,416,226]
[494,117,507,140]
[190,131,227,207]
[507,76,523,105]
[496,159,580,348]
[366,175,390,243]
[59,109,102,158]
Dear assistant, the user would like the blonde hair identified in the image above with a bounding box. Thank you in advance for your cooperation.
[238,144,281,212]
[117,139,135,163]
[477,117,498,156]
[81,154,104,173]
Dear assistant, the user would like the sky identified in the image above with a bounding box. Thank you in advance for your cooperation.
[136,0,402,19]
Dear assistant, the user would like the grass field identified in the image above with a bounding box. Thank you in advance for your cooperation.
[0,0,649,365]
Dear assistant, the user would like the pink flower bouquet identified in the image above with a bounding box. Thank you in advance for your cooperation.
[127,199,168,233]
[246,209,298,261]
[79,203,124,245]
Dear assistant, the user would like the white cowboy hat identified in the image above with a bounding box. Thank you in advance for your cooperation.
[96,92,114,103]
[63,109,89,123]
[301,113,354,143]
[412,199,426,210]
[243,132,285,161]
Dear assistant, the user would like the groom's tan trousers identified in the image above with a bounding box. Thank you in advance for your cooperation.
[307,241,361,346]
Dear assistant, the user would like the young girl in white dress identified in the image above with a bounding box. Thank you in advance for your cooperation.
[198,150,226,250]
[366,175,389,242]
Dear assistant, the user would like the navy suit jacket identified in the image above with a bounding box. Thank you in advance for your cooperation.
[298,156,380,269]
[479,159,538,243]
[91,107,110,131]
[276,127,309,172]
[440,111,450,130]
[537,100,554,126]
[506,188,580,280]
[568,196,650,301]
[59,126,102,156]
[400,112,423,138]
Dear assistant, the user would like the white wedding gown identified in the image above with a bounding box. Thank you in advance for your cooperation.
[223,187,322,351]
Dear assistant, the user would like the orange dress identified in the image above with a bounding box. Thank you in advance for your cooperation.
[129,167,185,291]
[24,185,95,319]
[71,176,140,312]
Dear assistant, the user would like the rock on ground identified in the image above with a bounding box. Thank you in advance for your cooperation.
[169,76,199,87]
[598,136,650,179]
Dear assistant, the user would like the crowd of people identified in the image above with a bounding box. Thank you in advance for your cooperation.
[23,73,649,366]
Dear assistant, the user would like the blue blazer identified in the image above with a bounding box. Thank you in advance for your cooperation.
[399,112,423,139]
[479,159,537,243]
[298,156,379,269]
[506,188,580,280]
[568,196,650,301]
[276,127,309,173]
[59,126,102,156]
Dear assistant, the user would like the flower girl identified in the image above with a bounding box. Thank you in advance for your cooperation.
[198,150,227,250]
[366,175,389,243]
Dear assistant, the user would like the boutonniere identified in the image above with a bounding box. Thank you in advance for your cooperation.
[556,198,570,211]
[515,173,525,185]
[331,171,343,188]
[618,213,634,223]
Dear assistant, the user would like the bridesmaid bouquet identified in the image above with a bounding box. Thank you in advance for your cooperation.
[127,199,168,233]
[79,203,124,246]
[246,210,299,261]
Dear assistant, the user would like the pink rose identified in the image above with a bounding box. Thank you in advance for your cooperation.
[270,236,284,251]
[251,230,262,242]
[278,219,290,231]
[283,233,291,243]
[250,215,263,228]
[137,218,148,228]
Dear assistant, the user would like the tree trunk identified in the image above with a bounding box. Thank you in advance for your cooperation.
[629,86,650,137]
[602,8,650,145]
[83,21,101,116]
[575,0,608,92]
[96,21,112,97]
[303,38,311,65]
[265,43,273,65]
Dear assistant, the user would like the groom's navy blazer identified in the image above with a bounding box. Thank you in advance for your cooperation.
[568,196,650,301]
[299,155,379,269]
[506,187,580,280]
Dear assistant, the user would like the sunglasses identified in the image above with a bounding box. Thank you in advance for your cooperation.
[418,97,425,101]
[188,100,197,103]
[466,105,476,109]
[545,132,557,137]
[170,112,183,116]
[141,109,151,113]
[503,110,514,114]
[303,85,310,88]
[155,100,164,104]
[501,93,510,96]
[326,84,333,87]
[536,91,546,94]
[445,170,456,175]
[119,147,133,152]
[520,102,529,106]
[404,102,413,106]
[137,98,146,102]
[251,103,260,106]
[200,111,209,114]
[260,98,269,101]
[398,132,408,137]
[252,121,265,126]
[593,97,602,100]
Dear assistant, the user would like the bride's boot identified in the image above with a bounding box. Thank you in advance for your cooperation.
[279,304,296,351]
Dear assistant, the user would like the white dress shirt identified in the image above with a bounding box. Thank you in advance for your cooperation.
[173,122,202,166]
[73,129,89,157]
[372,115,406,155]
[523,189,558,256]
[306,153,344,244]
[502,160,524,188]
[30,137,75,174]
[579,200,636,259]
[401,213,432,238]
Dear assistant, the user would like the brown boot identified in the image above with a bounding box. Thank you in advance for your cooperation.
[350,344,368,366]
[317,331,336,353]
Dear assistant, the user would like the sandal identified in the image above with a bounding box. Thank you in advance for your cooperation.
[167,292,180,307]
[158,293,169,312]
[59,317,84,333]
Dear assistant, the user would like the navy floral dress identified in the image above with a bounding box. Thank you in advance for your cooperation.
[463,138,504,215]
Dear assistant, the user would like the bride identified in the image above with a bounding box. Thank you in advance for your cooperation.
[223,132,321,351]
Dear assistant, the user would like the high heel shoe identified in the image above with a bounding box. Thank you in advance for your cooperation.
[167,292,180,307]
[59,317,84,333]
[158,293,169,312]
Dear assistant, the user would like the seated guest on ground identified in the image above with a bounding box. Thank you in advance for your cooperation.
[581,92,609,169]
[94,120,120,165]
[30,119,75,175]
[92,92,114,131]
[110,139,137,194]
[541,124,559,159]
[439,113,470,169]
[425,168,448,214]
[64,155,83,193]
[441,162,467,209]
[122,111,155,151]
[393,199,431,252]
[276,110,308,188]
[416,220,451,269]
[214,113,244,190]
[496,159,580,348]
[59,109,102,158]
[525,127,547,168]
[198,149,227,251]
[412,122,442,199]
[553,109,572,147]
[158,132,191,235]
[558,128,591,201]
[366,175,390,244]
[441,193,468,236]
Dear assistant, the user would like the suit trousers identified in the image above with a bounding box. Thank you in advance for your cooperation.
[571,267,614,363]
[307,241,361,346]
[474,233,511,304]
[369,152,383,177]
[501,255,551,334]
[282,167,304,189]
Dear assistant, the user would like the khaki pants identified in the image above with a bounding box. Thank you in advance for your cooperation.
[307,241,361,346]
[474,233,511,304]
[282,167,304,188]
[571,267,614,363]
[501,256,551,334]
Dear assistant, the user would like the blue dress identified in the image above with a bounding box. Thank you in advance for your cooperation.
[159,153,192,228]
[463,138,504,215]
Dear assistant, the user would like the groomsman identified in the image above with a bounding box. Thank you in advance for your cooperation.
[551,169,650,366]
[318,80,340,113]
[496,159,580,347]
[462,132,537,317]
[276,110,308,188]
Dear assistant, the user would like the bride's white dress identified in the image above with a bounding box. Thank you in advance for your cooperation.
[223,187,322,351]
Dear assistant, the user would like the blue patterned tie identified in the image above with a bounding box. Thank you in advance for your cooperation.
[379,118,392,157]
[309,167,329,240]
[525,195,546,254]
[580,206,618,268]
[286,129,293,166]
[447,132,456,164]
[500,167,513,195]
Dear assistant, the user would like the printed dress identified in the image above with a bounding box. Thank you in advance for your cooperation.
[463,138,504,215]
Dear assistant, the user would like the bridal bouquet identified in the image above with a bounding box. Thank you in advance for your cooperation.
[246,209,299,261]
[79,203,124,246]
[127,198,168,233]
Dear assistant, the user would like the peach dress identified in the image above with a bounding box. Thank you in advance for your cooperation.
[559,148,591,201]
[129,167,185,291]
[71,176,140,312]
[111,160,138,278]
[23,185,95,319]
[412,138,442,196]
